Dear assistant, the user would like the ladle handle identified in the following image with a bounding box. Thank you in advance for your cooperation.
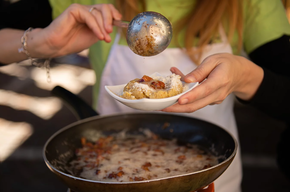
[113,20,129,28]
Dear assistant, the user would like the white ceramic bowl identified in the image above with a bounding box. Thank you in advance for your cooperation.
[105,75,199,111]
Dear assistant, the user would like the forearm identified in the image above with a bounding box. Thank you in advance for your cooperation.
[0,28,50,64]
[0,0,53,65]
[238,68,290,121]
[0,29,27,64]
[241,34,290,121]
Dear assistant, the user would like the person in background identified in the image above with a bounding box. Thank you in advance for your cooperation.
[1,0,290,191]
[47,0,290,192]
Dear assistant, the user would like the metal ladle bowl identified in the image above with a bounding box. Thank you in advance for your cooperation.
[114,12,173,56]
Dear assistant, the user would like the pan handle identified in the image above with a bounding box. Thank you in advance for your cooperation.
[51,86,99,120]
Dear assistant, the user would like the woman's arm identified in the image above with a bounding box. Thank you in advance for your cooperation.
[248,34,290,181]
[242,34,290,121]
[0,0,52,66]
[0,3,122,65]
[0,28,44,64]
[0,29,28,64]
[163,34,290,122]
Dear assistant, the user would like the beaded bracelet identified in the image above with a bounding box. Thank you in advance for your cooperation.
[18,27,51,82]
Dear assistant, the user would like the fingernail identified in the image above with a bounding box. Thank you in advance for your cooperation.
[107,25,112,32]
[180,99,188,105]
[186,76,196,83]
[107,35,111,42]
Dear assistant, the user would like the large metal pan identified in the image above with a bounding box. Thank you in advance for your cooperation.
[43,86,238,192]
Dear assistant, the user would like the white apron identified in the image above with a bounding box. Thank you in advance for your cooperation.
[97,27,242,192]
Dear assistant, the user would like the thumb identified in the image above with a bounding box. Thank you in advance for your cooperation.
[184,58,216,83]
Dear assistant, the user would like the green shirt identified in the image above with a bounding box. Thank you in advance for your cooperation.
[49,0,290,107]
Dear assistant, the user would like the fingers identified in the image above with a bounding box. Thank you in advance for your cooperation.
[86,8,106,41]
[162,82,226,113]
[183,54,221,83]
[170,67,186,81]
[86,4,122,42]
[162,90,223,113]
[179,77,223,105]
[62,4,104,41]
[105,4,122,32]
[89,6,111,42]
[164,54,240,113]
[93,4,122,33]
[164,56,231,112]
[171,66,221,105]
[171,62,224,105]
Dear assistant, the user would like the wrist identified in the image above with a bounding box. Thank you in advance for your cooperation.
[233,56,264,101]
[26,28,55,59]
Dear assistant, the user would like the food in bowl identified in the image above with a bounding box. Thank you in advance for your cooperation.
[120,74,184,99]
[69,130,218,182]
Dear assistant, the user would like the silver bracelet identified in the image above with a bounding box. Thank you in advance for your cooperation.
[18,27,51,82]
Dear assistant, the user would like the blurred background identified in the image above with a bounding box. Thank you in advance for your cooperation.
[0,51,290,192]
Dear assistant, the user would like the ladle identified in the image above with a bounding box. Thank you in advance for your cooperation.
[113,11,173,56]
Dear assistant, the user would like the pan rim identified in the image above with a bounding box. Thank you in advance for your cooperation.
[43,112,238,184]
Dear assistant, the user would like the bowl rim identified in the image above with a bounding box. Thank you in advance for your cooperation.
[105,81,199,104]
